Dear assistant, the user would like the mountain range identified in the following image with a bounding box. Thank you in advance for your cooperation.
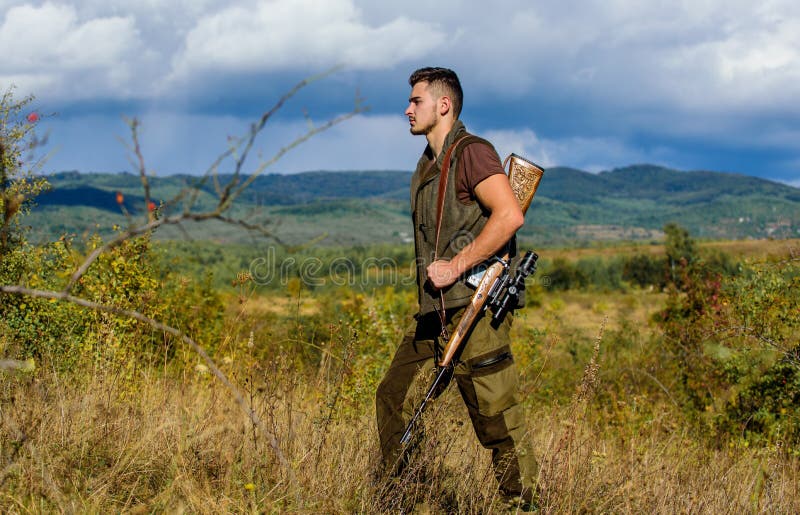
[26,165,800,246]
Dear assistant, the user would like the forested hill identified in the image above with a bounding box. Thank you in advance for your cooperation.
[28,165,800,245]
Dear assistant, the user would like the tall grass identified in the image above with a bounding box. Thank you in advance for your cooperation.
[2,288,799,513]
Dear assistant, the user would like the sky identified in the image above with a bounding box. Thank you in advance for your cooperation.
[2,0,799,186]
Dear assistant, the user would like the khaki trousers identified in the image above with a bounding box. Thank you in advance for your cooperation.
[375,307,537,498]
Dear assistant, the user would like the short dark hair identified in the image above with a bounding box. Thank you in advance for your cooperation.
[409,67,463,119]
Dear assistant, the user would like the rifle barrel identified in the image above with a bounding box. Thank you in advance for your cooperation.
[399,365,452,446]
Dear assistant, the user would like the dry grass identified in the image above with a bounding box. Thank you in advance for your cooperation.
[2,327,799,513]
[521,290,665,339]
[2,258,800,512]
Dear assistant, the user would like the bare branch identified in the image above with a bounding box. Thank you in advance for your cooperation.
[225,109,365,210]
[213,215,287,245]
[64,208,292,293]
[62,69,364,292]
[219,67,341,206]
[2,73,364,498]
[127,117,154,222]
[64,212,214,292]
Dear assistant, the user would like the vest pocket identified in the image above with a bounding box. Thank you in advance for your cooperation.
[472,351,513,374]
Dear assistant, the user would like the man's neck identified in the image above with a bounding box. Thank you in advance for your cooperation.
[426,119,456,157]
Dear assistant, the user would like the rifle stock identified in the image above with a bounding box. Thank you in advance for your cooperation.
[438,259,506,366]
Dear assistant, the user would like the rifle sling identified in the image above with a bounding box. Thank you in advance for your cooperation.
[433,136,469,341]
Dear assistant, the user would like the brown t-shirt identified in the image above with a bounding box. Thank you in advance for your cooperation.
[456,143,506,203]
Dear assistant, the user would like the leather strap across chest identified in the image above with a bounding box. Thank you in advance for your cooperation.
[433,135,469,341]
[434,135,469,260]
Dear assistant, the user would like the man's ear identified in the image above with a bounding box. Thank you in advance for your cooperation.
[439,96,452,116]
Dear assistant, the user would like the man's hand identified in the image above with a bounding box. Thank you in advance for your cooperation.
[427,259,458,290]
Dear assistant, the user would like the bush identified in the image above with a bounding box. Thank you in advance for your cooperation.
[542,256,625,292]
[0,88,48,255]
[543,257,589,291]
[622,254,664,288]
[0,232,226,372]
[656,225,800,442]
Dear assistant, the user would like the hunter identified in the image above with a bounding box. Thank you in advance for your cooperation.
[376,67,538,507]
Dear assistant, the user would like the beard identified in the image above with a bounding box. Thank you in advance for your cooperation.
[409,107,437,135]
[410,121,434,135]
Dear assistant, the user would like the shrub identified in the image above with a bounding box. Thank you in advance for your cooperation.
[0,88,48,255]
[0,232,226,372]
[622,253,664,288]
[656,225,800,442]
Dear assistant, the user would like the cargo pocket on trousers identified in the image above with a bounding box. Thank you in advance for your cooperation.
[470,351,518,418]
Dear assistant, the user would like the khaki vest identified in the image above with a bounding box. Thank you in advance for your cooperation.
[411,122,521,315]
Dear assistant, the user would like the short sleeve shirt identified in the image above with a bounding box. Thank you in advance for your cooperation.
[456,143,506,203]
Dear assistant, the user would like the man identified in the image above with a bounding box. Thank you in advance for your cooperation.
[375,67,538,506]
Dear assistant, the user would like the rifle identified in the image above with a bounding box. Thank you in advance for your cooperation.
[399,154,544,446]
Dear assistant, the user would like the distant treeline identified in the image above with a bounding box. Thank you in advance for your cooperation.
[154,231,739,295]
[538,249,738,292]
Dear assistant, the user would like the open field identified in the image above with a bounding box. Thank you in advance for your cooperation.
[2,286,799,513]
[2,237,799,513]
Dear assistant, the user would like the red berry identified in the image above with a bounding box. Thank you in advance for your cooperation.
[27,112,39,123]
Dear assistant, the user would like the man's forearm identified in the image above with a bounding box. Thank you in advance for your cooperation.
[450,210,522,275]
[427,207,523,289]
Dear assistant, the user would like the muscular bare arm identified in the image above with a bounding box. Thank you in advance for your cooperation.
[426,173,524,289]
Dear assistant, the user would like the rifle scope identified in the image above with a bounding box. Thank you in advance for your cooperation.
[490,250,539,321]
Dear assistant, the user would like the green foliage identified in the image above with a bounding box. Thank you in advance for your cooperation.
[664,222,698,287]
[539,257,587,291]
[720,360,800,444]
[710,253,800,442]
[541,256,629,292]
[622,253,664,288]
[0,232,225,372]
[656,225,800,442]
[1,88,49,254]
[157,240,417,294]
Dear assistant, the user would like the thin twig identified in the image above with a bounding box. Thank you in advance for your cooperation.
[126,117,153,222]
[65,89,363,292]
[224,108,365,212]
[219,68,341,206]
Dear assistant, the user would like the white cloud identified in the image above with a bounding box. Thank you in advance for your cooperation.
[3,0,797,116]
[170,0,444,79]
[0,2,144,98]
[481,127,674,173]
[424,0,800,115]
[479,129,557,169]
